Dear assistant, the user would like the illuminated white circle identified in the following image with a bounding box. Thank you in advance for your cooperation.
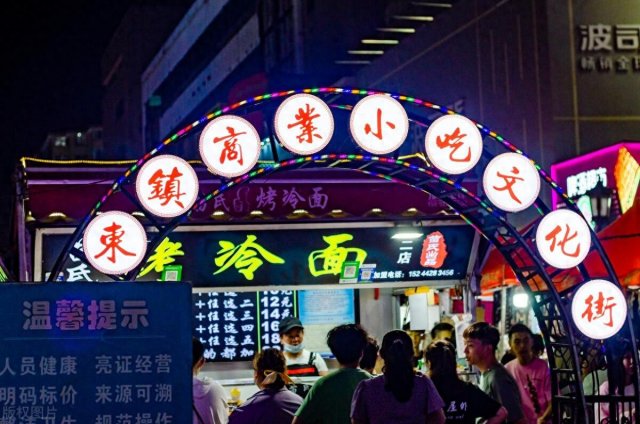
[135,155,199,218]
[349,94,409,155]
[535,209,591,269]
[199,115,261,178]
[274,94,334,155]
[571,279,627,340]
[483,152,541,212]
[424,114,483,174]
[83,211,147,275]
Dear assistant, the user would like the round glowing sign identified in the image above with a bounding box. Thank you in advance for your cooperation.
[274,94,334,155]
[571,279,627,340]
[135,155,199,218]
[424,114,483,174]
[83,211,147,275]
[349,94,409,155]
[199,115,261,178]
[483,152,541,212]
[535,209,591,269]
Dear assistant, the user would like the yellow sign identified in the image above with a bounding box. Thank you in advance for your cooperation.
[614,147,640,213]
[214,235,285,281]
[308,234,367,277]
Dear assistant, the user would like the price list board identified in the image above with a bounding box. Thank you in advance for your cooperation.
[258,290,295,350]
[193,290,296,362]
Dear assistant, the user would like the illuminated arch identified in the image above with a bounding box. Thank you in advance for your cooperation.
[49,87,638,422]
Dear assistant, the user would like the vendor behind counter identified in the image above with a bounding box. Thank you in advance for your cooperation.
[278,317,329,377]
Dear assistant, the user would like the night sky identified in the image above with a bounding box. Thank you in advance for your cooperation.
[0,1,130,259]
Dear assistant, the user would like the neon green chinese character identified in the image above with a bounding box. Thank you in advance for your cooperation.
[138,237,184,277]
[308,234,367,277]
[214,235,285,281]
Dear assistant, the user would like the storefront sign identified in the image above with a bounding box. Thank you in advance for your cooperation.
[577,24,640,73]
[0,282,192,422]
[571,279,627,339]
[550,142,640,209]
[566,167,607,198]
[40,223,476,287]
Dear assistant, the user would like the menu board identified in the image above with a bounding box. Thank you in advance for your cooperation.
[193,290,296,362]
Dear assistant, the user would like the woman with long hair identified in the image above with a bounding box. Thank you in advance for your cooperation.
[229,348,303,424]
[351,330,446,424]
[426,340,507,423]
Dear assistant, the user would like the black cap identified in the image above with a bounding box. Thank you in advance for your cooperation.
[279,317,304,335]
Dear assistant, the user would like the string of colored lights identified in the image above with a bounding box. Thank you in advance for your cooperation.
[47,86,593,284]
[80,86,570,220]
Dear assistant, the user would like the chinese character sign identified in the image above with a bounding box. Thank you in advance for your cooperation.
[483,152,541,212]
[571,279,627,339]
[420,231,448,268]
[424,114,483,175]
[1,282,192,422]
[83,212,147,275]
[135,155,199,218]
[349,94,409,155]
[199,115,261,178]
[192,290,295,362]
[535,209,591,269]
[274,94,334,155]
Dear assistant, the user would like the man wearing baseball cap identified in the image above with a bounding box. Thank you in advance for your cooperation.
[279,317,328,377]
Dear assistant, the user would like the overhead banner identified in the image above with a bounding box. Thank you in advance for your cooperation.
[38,223,476,287]
[0,282,192,423]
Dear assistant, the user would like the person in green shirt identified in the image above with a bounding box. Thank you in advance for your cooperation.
[293,324,370,424]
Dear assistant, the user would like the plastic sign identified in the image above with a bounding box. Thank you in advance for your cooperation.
[425,114,483,175]
[483,152,541,212]
[135,155,199,218]
[571,279,627,340]
[535,209,591,269]
[349,94,409,155]
[83,211,147,275]
[274,94,334,155]
[199,115,261,178]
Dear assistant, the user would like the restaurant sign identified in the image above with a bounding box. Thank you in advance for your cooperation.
[38,223,476,287]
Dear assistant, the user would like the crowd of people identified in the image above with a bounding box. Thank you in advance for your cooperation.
[191,318,635,424]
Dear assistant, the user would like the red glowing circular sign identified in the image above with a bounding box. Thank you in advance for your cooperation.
[274,94,334,155]
[199,115,261,178]
[425,114,483,175]
[535,209,591,269]
[83,211,147,275]
[483,152,541,213]
[571,279,626,340]
[349,94,409,155]
[135,155,199,218]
